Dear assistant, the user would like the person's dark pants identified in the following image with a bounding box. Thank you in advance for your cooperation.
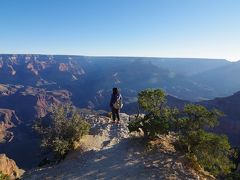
[112,107,120,122]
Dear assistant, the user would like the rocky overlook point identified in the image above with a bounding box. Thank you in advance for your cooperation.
[23,113,214,180]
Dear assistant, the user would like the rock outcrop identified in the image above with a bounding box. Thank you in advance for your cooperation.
[0,154,24,179]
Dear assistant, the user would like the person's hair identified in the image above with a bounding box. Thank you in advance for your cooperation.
[112,87,119,95]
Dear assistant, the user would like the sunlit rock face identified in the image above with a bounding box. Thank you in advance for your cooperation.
[0,154,24,179]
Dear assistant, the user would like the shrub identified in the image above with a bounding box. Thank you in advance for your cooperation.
[34,104,90,159]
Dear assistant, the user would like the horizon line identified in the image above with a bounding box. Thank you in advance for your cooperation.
[0,52,238,62]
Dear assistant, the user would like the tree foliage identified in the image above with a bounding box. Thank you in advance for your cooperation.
[177,104,222,133]
[34,104,90,159]
[138,89,166,115]
[180,130,234,176]
[177,104,234,175]
[128,89,178,138]
[128,88,235,177]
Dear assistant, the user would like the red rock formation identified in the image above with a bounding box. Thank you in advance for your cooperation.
[33,89,72,118]
[0,109,21,143]
[0,84,19,96]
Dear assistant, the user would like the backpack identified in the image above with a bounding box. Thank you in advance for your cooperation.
[113,96,123,109]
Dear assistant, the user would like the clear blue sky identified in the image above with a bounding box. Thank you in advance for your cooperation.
[0,0,240,61]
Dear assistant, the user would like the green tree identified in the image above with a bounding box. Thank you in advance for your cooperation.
[138,89,166,115]
[128,89,178,138]
[178,104,234,176]
[34,104,90,159]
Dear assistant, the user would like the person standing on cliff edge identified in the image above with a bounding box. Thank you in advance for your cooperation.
[109,88,123,124]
